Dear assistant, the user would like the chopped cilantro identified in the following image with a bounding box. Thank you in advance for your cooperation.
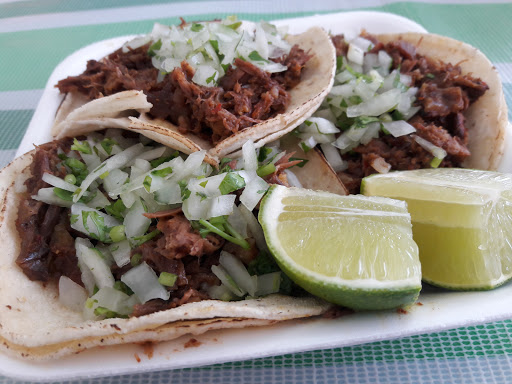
[148,39,162,57]
[114,281,134,296]
[226,21,242,30]
[196,192,208,201]
[158,272,178,287]
[256,163,276,178]
[131,253,142,267]
[300,142,312,153]
[219,172,245,195]
[100,138,118,155]
[257,147,273,163]
[94,306,126,319]
[430,157,442,168]
[151,167,173,178]
[191,23,204,32]
[219,157,234,173]
[425,73,435,79]
[149,152,179,168]
[336,56,344,72]
[206,71,217,85]
[289,157,309,168]
[105,200,126,221]
[132,229,161,246]
[178,180,191,200]
[348,95,363,105]
[199,180,208,188]
[71,138,92,154]
[353,116,380,129]
[82,211,111,242]
[248,50,269,62]
[63,157,88,184]
[196,217,250,249]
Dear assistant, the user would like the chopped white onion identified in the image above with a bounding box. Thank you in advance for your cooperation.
[32,188,72,208]
[255,272,281,297]
[74,143,145,202]
[109,239,131,268]
[283,169,303,188]
[240,175,268,211]
[103,169,129,194]
[370,156,392,174]
[413,135,447,160]
[382,120,416,137]
[227,204,248,239]
[301,117,340,135]
[86,190,110,209]
[208,194,236,218]
[219,251,257,297]
[124,198,151,239]
[238,204,268,252]
[42,173,78,192]
[242,140,258,172]
[121,262,170,304]
[182,191,211,220]
[207,284,239,301]
[347,89,401,117]
[347,43,365,66]
[58,276,88,312]
[76,241,115,289]
[211,264,246,297]
[71,204,121,240]
[320,143,346,173]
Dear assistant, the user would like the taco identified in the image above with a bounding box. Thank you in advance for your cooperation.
[51,18,336,161]
[292,32,508,193]
[0,129,343,360]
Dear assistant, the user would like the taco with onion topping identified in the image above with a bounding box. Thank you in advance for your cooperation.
[51,17,336,161]
[0,127,347,360]
[292,32,507,193]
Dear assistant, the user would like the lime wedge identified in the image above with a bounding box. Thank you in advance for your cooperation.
[258,185,421,310]
[362,168,512,290]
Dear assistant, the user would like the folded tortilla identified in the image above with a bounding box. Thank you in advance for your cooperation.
[52,26,336,162]
[0,151,331,360]
[375,32,508,171]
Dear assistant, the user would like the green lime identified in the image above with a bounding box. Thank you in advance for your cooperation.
[258,185,421,310]
[362,168,512,290]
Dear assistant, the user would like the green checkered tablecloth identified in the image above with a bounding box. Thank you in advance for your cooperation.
[1,1,512,383]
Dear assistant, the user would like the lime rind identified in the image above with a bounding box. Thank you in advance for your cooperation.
[259,185,422,310]
[362,168,512,290]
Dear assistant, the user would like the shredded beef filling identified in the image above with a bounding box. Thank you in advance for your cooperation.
[15,141,226,316]
[15,140,83,284]
[56,42,310,144]
[15,139,296,317]
[332,33,489,193]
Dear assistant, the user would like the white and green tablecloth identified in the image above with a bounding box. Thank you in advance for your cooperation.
[1,1,512,383]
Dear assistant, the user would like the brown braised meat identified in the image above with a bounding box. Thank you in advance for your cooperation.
[331,34,489,193]
[15,142,225,316]
[15,139,82,284]
[56,42,310,144]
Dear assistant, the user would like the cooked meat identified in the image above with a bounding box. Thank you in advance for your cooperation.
[156,214,224,259]
[331,34,489,193]
[57,42,310,144]
[15,140,72,282]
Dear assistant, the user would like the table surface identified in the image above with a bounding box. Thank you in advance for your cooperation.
[1,1,512,383]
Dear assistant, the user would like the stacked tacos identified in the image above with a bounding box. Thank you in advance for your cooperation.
[0,17,508,361]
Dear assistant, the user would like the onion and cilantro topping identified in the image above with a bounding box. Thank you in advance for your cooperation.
[122,16,291,86]
[295,35,446,174]
[35,130,299,319]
